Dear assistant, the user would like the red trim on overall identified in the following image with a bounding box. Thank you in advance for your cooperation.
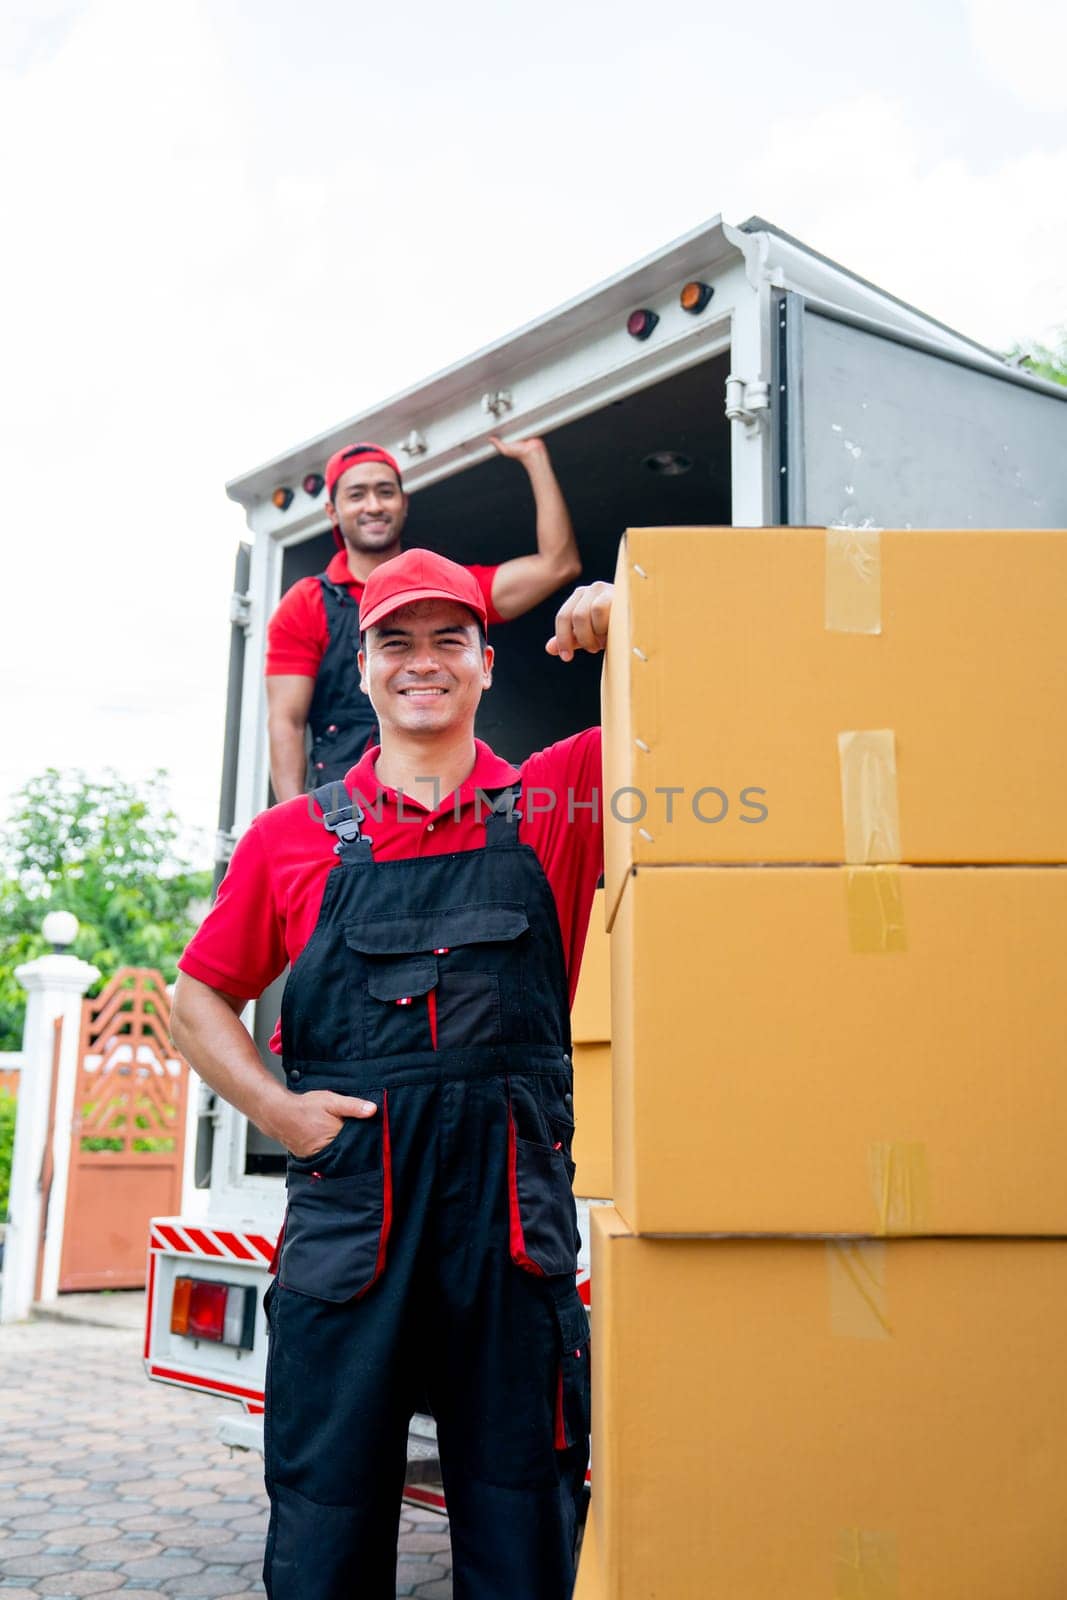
[427,987,438,1050]
[554,1365,569,1449]
[506,1105,544,1276]
[358,1091,393,1297]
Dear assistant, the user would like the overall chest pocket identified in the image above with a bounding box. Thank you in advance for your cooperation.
[345,904,529,1055]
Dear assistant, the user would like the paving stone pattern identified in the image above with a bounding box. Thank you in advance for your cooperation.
[0,1319,452,1598]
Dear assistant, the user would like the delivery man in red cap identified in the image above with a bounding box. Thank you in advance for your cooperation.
[266,435,581,801]
[172,547,613,1600]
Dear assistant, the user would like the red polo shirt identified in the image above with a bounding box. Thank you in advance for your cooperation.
[179,731,604,1051]
[266,550,504,678]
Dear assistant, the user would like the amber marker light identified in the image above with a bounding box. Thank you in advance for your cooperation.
[170,1276,193,1335]
[272,486,294,511]
[680,281,714,314]
[626,308,659,341]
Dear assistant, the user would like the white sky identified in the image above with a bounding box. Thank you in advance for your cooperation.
[2,0,1064,867]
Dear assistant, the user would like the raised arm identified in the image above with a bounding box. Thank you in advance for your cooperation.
[266,674,315,802]
[486,436,582,620]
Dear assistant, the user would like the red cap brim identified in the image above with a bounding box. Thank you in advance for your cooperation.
[359,585,488,633]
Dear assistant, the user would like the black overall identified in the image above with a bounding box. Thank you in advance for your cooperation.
[263,786,590,1600]
[306,576,378,787]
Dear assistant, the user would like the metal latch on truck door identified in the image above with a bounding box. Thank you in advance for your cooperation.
[724,375,770,434]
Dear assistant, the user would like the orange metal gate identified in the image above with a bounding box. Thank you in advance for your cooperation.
[59,968,190,1292]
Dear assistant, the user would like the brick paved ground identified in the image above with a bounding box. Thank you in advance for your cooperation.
[0,1317,453,1598]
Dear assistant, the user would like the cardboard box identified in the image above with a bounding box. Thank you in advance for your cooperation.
[592,1208,1067,1599]
[572,1043,612,1201]
[602,528,1067,922]
[612,864,1067,1235]
[571,889,613,1199]
[572,888,610,1046]
[573,1505,603,1600]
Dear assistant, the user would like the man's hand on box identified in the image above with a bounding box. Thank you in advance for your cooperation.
[546,581,614,661]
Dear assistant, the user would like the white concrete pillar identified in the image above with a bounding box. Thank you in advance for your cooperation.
[0,916,98,1323]
[168,981,208,1222]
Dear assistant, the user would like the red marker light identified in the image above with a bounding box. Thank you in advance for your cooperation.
[272,486,294,511]
[302,472,325,497]
[626,308,659,341]
[680,281,714,314]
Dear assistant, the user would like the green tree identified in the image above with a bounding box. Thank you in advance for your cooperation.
[0,770,211,1050]
[1006,330,1067,387]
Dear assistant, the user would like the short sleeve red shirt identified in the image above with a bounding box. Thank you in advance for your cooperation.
[179,731,604,1050]
[265,550,504,678]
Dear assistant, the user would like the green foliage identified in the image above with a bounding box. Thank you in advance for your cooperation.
[0,770,211,1051]
[1005,331,1067,387]
[0,1089,15,1217]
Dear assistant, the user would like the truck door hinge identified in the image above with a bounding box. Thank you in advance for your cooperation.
[229,591,252,630]
[481,389,513,419]
[215,828,238,864]
[724,375,770,434]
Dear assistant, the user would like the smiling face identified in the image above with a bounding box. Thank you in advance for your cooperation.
[359,599,493,739]
[328,460,408,556]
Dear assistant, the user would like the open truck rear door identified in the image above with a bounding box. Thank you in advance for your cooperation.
[773,292,1067,529]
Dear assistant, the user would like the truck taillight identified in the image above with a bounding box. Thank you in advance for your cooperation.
[170,1277,256,1351]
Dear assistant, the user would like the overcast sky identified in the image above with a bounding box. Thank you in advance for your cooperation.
[2,0,1064,867]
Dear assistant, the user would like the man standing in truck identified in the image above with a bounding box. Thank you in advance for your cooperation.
[266,434,581,801]
[172,549,612,1600]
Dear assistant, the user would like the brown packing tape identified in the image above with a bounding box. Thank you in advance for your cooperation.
[834,1528,899,1600]
[845,866,908,953]
[826,1241,892,1341]
[825,526,883,634]
[869,1141,931,1236]
[838,730,901,863]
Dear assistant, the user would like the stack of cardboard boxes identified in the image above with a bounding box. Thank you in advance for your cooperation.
[578,527,1067,1597]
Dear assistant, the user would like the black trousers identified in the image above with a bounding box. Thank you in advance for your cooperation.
[263,1067,590,1600]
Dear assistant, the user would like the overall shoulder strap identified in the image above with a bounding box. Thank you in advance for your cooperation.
[312,782,373,862]
[318,573,358,609]
[483,784,523,848]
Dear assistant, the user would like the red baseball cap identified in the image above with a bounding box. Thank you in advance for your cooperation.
[325,442,403,501]
[359,549,489,634]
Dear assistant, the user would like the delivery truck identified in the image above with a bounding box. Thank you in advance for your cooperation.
[144,212,1067,1495]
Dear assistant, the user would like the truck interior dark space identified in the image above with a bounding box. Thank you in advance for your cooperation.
[245,350,732,1169]
[279,350,732,762]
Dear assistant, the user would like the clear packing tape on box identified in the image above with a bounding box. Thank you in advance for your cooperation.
[827,527,908,959]
[832,529,925,1234]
